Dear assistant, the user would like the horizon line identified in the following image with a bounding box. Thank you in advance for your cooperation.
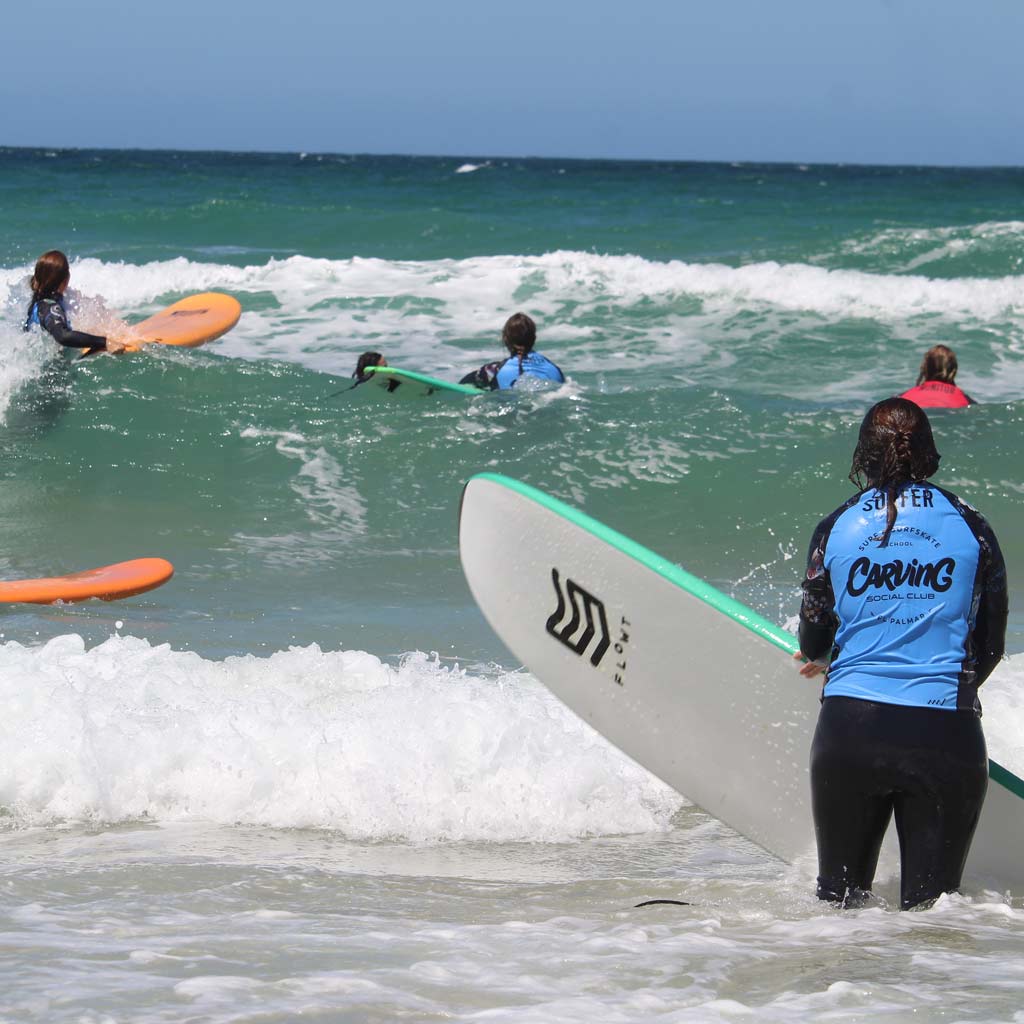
[1,142,1022,173]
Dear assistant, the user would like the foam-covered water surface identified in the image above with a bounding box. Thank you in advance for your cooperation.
[3,818,1024,1023]
[2,639,1024,1019]
[0,635,680,837]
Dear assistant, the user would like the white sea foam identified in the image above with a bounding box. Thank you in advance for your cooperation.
[0,634,681,838]
[978,655,1024,771]
[4,250,1024,406]
[0,323,50,423]
[2,641,1024,1023]
[1,633,1021,839]
[4,250,1022,371]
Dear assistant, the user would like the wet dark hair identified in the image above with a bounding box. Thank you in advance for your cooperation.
[502,312,536,375]
[26,250,71,322]
[916,344,958,385]
[849,397,941,547]
[353,351,383,379]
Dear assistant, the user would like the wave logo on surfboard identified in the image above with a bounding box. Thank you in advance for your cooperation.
[545,568,612,667]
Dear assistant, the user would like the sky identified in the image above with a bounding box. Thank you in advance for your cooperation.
[2,0,1022,166]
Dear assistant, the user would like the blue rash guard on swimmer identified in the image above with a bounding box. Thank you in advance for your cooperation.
[494,351,564,390]
[799,483,1007,713]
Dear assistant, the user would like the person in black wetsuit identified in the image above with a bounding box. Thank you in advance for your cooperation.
[23,250,125,354]
[796,398,1007,909]
[351,351,387,384]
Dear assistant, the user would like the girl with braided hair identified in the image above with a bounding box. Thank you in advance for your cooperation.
[796,397,1007,909]
[459,313,564,390]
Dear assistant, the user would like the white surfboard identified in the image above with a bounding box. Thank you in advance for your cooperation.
[458,473,1024,891]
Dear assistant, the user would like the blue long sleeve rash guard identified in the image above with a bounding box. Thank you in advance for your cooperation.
[799,483,1007,713]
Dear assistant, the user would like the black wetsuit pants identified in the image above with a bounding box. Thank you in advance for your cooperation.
[810,696,988,910]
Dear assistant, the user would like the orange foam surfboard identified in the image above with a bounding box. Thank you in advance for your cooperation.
[121,292,241,351]
[82,292,242,356]
[0,558,174,604]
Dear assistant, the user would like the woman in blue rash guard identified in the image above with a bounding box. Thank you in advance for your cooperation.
[796,397,1007,910]
[459,313,564,390]
[24,250,125,354]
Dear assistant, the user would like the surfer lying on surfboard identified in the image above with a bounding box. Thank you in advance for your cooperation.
[352,351,388,384]
[795,397,1007,910]
[899,345,975,409]
[459,313,565,390]
[23,250,126,354]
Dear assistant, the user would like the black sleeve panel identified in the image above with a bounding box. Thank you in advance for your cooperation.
[965,514,1007,685]
[798,506,845,662]
[935,485,1008,687]
[39,300,107,350]
[458,360,502,390]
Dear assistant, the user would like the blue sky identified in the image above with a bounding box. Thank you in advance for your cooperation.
[3,0,1021,166]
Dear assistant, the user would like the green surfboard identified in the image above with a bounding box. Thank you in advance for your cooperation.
[365,366,481,398]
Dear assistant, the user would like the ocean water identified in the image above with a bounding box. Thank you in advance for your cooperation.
[1,148,1023,1022]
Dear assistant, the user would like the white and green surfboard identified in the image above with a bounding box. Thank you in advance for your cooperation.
[365,366,481,398]
[459,473,1024,891]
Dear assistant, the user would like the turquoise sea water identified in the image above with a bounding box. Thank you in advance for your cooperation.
[1,148,1023,1022]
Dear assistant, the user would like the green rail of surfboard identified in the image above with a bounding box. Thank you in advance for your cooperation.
[366,366,482,396]
[472,472,1024,798]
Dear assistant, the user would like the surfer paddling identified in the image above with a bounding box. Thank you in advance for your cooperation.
[460,313,565,390]
[796,398,1007,909]
[899,345,975,409]
[352,351,387,383]
[23,250,126,354]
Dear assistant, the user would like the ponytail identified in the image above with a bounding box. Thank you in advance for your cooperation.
[849,398,941,548]
[501,312,536,383]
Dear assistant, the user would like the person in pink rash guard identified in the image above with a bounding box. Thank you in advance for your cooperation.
[900,345,974,409]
